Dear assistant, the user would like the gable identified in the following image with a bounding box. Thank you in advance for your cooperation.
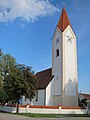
[64,26,76,40]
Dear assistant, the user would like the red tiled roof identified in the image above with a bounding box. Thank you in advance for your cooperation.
[62,106,85,109]
[58,8,70,31]
[80,93,90,101]
[29,105,59,109]
[35,68,54,89]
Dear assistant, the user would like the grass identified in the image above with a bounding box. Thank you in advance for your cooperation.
[0,111,90,118]
[15,113,66,118]
[16,113,90,118]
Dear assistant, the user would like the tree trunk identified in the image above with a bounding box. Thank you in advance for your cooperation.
[16,100,19,113]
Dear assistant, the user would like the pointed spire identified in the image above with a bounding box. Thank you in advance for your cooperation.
[58,8,70,31]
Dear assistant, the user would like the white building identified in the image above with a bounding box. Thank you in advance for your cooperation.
[22,8,78,106]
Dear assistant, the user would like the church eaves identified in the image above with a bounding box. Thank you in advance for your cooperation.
[58,8,70,32]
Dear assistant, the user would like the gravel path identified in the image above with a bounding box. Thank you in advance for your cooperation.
[0,113,90,120]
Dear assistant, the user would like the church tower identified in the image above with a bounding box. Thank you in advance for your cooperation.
[52,8,78,106]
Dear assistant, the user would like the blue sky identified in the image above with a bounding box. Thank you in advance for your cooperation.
[0,0,90,94]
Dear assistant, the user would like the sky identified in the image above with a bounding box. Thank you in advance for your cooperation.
[0,0,90,94]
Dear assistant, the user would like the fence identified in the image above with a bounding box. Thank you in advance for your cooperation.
[0,104,89,114]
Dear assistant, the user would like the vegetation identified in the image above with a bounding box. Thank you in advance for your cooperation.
[0,50,36,105]
[15,113,90,118]
[78,98,87,108]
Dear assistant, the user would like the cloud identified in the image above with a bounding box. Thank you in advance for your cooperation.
[0,0,59,23]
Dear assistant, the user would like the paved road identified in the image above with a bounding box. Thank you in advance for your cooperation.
[0,113,90,120]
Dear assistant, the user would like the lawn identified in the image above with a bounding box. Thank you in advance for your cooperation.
[16,113,90,118]
[0,111,90,118]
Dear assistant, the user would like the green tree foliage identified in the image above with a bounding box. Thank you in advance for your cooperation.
[4,64,36,103]
[0,73,2,91]
[0,49,3,91]
[0,53,16,104]
[0,49,2,56]
[0,53,16,103]
[0,52,36,104]
[78,98,87,108]
[0,90,8,104]
[0,53,16,77]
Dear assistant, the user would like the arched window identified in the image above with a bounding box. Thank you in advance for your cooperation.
[56,49,59,57]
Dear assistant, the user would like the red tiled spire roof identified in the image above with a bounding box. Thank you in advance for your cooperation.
[58,8,70,31]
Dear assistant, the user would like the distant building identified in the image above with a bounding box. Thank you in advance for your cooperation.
[22,8,78,106]
[79,93,90,109]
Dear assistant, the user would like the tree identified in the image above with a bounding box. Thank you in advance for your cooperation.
[0,53,16,77]
[0,53,16,104]
[0,89,8,104]
[3,64,36,103]
[0,49,3,91]
[0,53,36,107]
[0,73,2,91]
[0,49,2,56]
[78,98,87,108]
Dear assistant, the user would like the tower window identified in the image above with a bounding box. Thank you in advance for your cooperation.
[56,49,59,57]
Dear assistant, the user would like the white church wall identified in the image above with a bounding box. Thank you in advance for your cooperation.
[45,78,54,106]
[61,25,78,106]
[53,96,62,106]
[38,89,45,105]
[63,25,78,96]
[22,89,45,106]
[46,77,62,106]
[52,27,62,96]
[31,89,45,106]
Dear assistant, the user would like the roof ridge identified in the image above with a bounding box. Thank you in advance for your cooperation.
[80,93,90,95]
[36,68,52,74]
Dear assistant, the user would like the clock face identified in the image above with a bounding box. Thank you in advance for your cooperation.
[56,37,60,44]
[67,37,72,43]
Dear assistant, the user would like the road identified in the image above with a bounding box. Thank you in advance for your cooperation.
[0,113,90,120]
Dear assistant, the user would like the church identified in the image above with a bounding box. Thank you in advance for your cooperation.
[22,8,78,106]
